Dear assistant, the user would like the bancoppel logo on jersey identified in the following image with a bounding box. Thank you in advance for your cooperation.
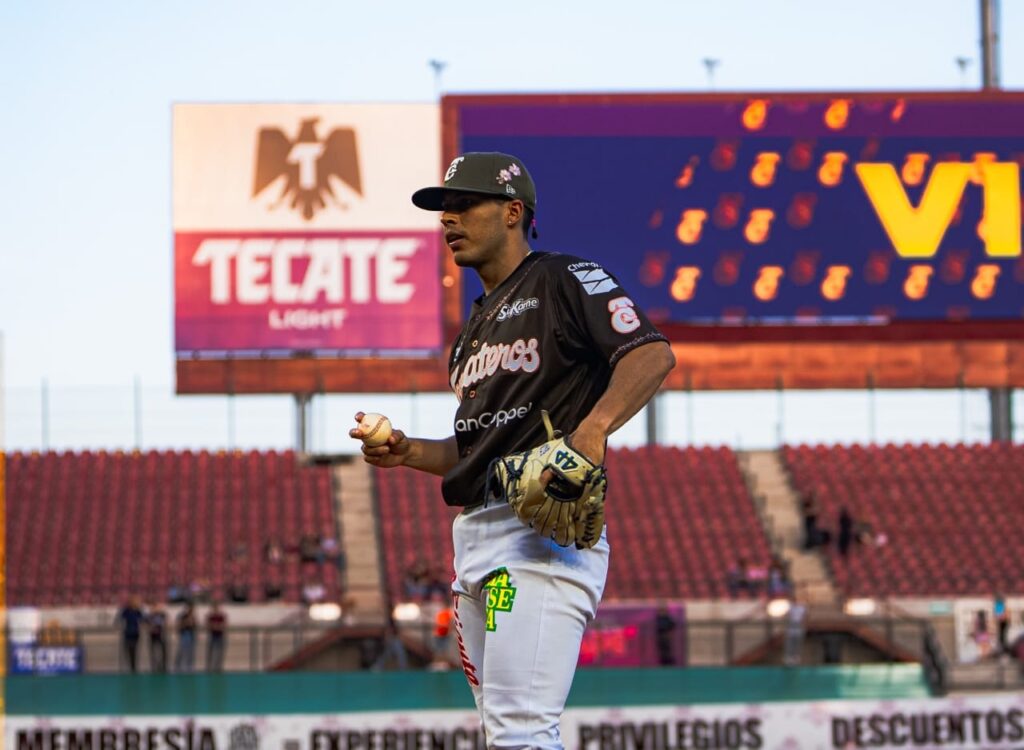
[455,402,533,432]
[569,264,618,295]
[496,297,539,322]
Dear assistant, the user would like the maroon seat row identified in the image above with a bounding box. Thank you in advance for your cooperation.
[5,450,340,606]
[783,442,1024,597]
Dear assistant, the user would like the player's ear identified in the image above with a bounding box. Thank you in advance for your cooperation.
[504,199,524,229]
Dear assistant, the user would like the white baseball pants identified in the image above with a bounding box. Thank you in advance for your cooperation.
[450,503,609,749]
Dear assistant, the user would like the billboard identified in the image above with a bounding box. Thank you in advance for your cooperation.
[173,104,442,355]
[450,93,1024,336]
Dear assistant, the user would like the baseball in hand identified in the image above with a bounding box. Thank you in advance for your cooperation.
[359,413,392,447]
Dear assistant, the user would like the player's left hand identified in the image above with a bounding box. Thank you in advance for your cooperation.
[495,411,608,549]
[539,423,606,489]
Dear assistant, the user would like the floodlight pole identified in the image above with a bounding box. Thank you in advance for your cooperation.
[702,58,720,91]
[428,59,448,99]
[979,0,1000,89]
[645,394,659,445]
[989,389,1013,443]
[295,393,312,456]
[978,0,1011,442]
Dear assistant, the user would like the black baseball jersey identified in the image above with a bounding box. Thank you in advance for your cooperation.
[441,251,668,507]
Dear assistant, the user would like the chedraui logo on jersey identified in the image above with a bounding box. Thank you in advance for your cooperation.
[483,568,516,631]
[567,261,618,295]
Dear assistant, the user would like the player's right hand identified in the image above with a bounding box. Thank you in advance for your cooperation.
[349,412,412,468]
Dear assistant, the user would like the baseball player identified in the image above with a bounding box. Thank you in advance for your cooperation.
[351,152,674,749]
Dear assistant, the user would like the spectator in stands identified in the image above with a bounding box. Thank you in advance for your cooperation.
[971,609,993,659]
[146,601,168,673]
[767,559,791,597]
[994,594,1009,654]
[372,617,409,671]
[206,601,228,672]
[433,598,454,658]
[263,535,285,601]
[403,559,430,600]
[175,603,197,672]
[801,492,822,550]
[302,575,326,604]
[783,597,807,666]
[321,534,340,561]
[116,596,144,673]
[429,599,454,671]
[837,507,854,559]
[745,561,768,593]
[227,557,249,604]
[167,570,187,604]
[426,565,452,602]
[1011,612,1024,675]
[263,536,285,565]
[264,573,283,601]
[189,578,211,604]
[655,604,678,666]
[727,558,750,598]
[299,533,322,565]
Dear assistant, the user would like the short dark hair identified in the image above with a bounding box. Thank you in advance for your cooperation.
[521,207,534,239]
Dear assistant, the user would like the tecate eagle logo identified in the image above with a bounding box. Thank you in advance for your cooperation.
[571,266,618,295]
[496,297,539,322]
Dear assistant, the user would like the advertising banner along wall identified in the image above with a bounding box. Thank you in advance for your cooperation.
[173,104,442,355]
[10,693,1024,750]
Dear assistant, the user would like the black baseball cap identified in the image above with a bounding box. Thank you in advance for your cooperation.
[412,152,537,212]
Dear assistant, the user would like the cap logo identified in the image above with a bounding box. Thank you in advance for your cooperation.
[445,157,465,182]
[505,184,516,195]
[496,163,521,185]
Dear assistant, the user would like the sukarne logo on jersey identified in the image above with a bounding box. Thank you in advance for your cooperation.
[496,297,539,322]
[449,338,540,401]
[568,262,618,295]
[253,118,362,221]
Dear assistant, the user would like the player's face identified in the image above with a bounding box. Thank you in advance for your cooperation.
[440,193,513,268]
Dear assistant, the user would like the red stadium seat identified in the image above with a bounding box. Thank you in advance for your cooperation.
[5,450,341,606]
[782,442,1024,598]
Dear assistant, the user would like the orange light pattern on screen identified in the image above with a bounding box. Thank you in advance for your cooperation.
[969,152,997,185]
[971,264,1000,299]
[754,266,784,301]
[744,209,775,244]
[818,152,847,186]
[824,99,851,130]
[742,99,769,131]
[750,152,781,187]
[675,156,699,188]
[903,265,933,300]
[821,265,851,301]
[901,153,930,186]
[676,210,707,245]
[671,266,701,301]
[890,99,906,122]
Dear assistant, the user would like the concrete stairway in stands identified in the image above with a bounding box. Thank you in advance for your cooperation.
[334,460,387,622]
[739,450,839,608]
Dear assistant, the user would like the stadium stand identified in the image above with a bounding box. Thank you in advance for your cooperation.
[5,450,341,606]
[783,443,1024,598]
[374,445,776,602]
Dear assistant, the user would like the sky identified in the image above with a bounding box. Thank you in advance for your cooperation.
[1,0,1022,450]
